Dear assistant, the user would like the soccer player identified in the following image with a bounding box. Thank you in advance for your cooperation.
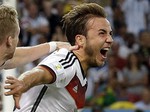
[4,3,113,112]
[0,4,77,70]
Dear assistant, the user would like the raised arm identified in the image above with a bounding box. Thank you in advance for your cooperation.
[2,42,78,69]
[4,65,54,109]
[3,43,51,69]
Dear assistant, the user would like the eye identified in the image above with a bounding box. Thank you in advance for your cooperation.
[110,31,113,36]
[99,32,106,37]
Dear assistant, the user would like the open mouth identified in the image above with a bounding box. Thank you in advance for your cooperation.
[100,48,109,58]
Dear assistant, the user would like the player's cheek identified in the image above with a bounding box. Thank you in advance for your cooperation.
[99,38,107,48]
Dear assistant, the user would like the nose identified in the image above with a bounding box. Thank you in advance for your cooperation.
[106,35,113,44]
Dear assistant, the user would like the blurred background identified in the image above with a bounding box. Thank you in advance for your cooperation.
[0,0,150,112]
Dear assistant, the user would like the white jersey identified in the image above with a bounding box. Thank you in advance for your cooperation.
[14,48,87,112]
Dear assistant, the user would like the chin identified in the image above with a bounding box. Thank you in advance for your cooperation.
[96,62,104,67]
[100,62,105,66]
[96,59,106,67]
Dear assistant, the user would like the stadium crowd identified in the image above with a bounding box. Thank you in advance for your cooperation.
[0,0,150,112]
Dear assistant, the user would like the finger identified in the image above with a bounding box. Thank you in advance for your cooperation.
[69,45,79,51]
[5,79,16,84]
[4,87,20,96]
[4,84,16,89]
[6,76,16,80]
[14,96,21,109]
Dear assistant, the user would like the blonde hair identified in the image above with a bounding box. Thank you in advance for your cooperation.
[0,4,19,45]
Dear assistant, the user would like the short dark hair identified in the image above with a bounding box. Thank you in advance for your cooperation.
[62,3,106,45]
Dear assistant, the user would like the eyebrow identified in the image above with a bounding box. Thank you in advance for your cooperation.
[98,29,107,33]
[98,29,113,34]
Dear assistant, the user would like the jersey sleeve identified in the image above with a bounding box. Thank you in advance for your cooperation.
[38,50,76,88]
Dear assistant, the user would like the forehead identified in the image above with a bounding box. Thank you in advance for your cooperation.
[87,17,112,32]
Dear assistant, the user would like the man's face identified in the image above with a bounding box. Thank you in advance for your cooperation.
[84,17,113,67]
[6,23,20,60]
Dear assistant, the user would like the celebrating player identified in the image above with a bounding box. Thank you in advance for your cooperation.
[4,3,113,112]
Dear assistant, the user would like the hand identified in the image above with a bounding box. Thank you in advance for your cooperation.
[56,42,79,51]
[4,76,25,109]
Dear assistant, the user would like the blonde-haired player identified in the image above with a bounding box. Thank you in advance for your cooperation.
[0,4,78,70]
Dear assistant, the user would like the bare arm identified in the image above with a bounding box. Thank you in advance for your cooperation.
[1,42,78,69]
[3,43,50,69]
[4,65,54,109]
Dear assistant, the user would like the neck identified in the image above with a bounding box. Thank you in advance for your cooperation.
[73,50,89,76]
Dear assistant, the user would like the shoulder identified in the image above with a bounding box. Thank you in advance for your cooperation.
[39,48,70,63]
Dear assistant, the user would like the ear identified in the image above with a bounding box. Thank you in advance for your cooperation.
[6,36,13,47]
[75,35,85,47]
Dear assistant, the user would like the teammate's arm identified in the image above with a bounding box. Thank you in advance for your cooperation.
[2,43,51,69]
[4,65,54,109]
[1,42,78,69]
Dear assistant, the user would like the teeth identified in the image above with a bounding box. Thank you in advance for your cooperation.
[102,48,109,51]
